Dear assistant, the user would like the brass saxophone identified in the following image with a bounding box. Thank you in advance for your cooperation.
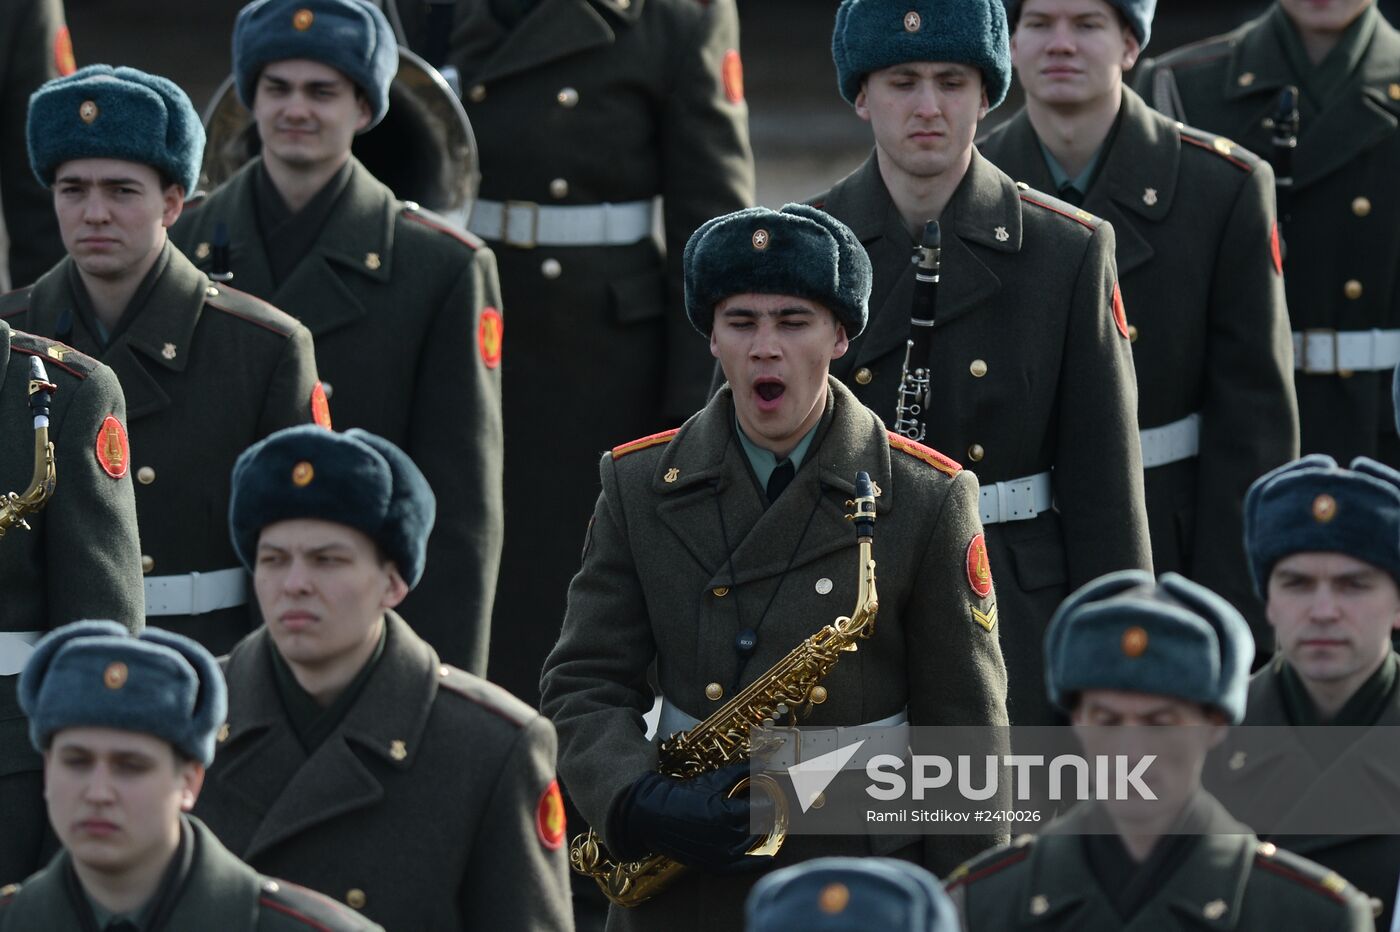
[570,471,881,907]
[0,357,58,539]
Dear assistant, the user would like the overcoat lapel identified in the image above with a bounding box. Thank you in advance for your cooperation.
[468,0,620,87]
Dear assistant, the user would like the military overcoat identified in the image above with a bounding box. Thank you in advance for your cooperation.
[810,152,1152,725]
[394,0,754,705]
[0,0,68,289]
[0,816,384,931]
[0,243,320,655]
[1209,656,1400,928]
[979,87,1299,646]
[0,319,142,886]
[196,611,572,932]
[945,793,1376,930]
[171,158,504,675]
[540,378,1009,932]
[1135,5,1400,468]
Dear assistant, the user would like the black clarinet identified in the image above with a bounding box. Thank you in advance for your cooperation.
[1271,86,1299,230]
[893,221,940,442]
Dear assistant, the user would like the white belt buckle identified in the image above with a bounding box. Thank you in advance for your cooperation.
[501,200,539,249]
[1300,328,1339,375]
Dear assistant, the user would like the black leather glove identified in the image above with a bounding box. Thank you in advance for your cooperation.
[609,762,769,873]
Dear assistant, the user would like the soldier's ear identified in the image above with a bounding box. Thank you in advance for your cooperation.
[1121,31,1141,72]
[854,81,871,122]
[162,184,184,229]
[179,760,206,812]
[355,92,372,134]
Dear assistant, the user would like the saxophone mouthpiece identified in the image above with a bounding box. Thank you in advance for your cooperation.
[27,357,56,424]
[853,471,876,537]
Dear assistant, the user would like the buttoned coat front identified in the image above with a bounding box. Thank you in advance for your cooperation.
[979,87,1299,644]
[1210,658,1400,929]
[0,245,319,655]
[810,152,1152,724]
[945,794,1376,931]
[197,612,572,932]
[0,320,142,886]
[1136,7,1400,468]
[541,378,1009,932]
[393,0,755,705]
[171,158,504,674]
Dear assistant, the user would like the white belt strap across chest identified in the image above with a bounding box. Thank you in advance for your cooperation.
[468,199,654,248]
[144,567,248,617]
[1293,329,1400,374]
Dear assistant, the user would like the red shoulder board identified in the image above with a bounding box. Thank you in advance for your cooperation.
[402,204,480,249]
[54,26,76,76]
[945,846,1030,890]
[887,432,961,477]
[478,307,503,369]
[537,779,566,850]
[1019,193,1097,230]
[612,428,679,460]
[1255,853,1350,904]
[95,415,129,479]
[311,382,332,429]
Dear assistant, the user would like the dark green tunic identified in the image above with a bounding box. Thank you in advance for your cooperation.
[979,87,1299,648]
[946,793,1376,930]
[171,157,505,675]
[0,0,67,288]
[396,0,755,705]
[0,816,383,931]
[1135,4,1400,468]
[0,242,321,655]
[809,152,1153,725]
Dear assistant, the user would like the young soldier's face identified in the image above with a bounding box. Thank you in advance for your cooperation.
[1279,0,1373,34]
[254,518,407,676]
[1011,0,1140,108]
[855,62,988,183]
[252,59,371,174]
[710,294,849,457]
[1072,690,1227,831]
[1267,551,1400,691]
[52,158,181,282]
[44,728,202,877]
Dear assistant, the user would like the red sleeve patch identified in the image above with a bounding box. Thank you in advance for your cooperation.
[478,307,503,369]
[536,779,566,850]
[54,26,76,76]
[1111,281,1129,339]
[722,49,745,104]
[310,382,332,429]
[966,534,992,597]
[1270,222,1283,276]
[95,415,129,479]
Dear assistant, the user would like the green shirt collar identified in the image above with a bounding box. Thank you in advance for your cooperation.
[271,619,388,752]
[1034,103,1124,203]
[734,414,819,493]
[1271,1,1379,109]
[1279,650,1398,726]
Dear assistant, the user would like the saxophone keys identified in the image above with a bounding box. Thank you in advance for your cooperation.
[809,686,828,705]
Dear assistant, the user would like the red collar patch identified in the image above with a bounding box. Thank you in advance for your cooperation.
[95,415,129,479]
[536,779,566,850]
[966,534,992,598]
[479,307,503,369]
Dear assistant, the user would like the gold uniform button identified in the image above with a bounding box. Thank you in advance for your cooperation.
[217,723,230,743]
[1352,197,1372,217]
[968,444,985,462]
[541,258,562,279]
[1127,324,1139,343]
[136,466,156,485]
[1345,279,1363,300]
[854,367,873,385]
[346,889,367,910]
[262,881,280,894]
[705,682,723,701]
[1238,72,1255,87]
[1030,895,1050,916]
[711,586,729,597]
[206,286,219,298]
[1391,83,1400,101]
[467,84,487,103]
[141,555,155,574]
[194,242,210,259]
[969,359,988,378]
[557,87,580,108]
[549,178,570,199]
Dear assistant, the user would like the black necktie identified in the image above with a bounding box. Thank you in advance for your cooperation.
[105,920,139,932]
[1058,184,1084,207]
[766,461,795,504]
